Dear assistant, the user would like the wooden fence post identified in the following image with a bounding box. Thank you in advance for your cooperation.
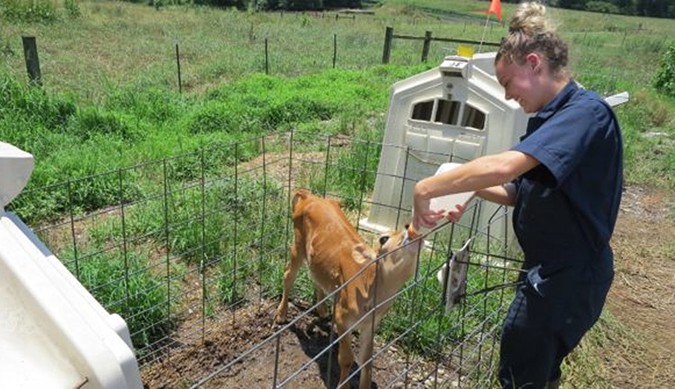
[382,26,393,64]
[421,30,432,62]
[22,36,42,86]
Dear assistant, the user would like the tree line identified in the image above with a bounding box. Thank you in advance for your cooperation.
[517,0,675,19]
[144,0,366,11]
[138,0,674,18]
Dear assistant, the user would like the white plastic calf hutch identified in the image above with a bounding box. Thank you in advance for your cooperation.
[0,142,142,389]
[360,52,529,235]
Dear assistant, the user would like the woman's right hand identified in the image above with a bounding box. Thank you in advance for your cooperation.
[412,198,445,229]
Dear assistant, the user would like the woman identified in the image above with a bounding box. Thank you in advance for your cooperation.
[412,3,623,389]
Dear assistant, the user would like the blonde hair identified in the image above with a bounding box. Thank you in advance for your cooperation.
[496,2,568,76]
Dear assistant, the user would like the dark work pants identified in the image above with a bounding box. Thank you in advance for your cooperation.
[498,267,612,389]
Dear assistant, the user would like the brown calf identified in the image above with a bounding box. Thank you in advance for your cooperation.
[275,189,421,389]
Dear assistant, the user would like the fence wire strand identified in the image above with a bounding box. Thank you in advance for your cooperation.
[18,130,526,389]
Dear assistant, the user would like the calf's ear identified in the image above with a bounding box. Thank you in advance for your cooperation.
[352,244,376,264]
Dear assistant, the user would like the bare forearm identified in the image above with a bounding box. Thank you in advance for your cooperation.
[414,151,537,200]
[477,183,516,206]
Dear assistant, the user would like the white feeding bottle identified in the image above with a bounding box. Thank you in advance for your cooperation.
[429,162,476,217]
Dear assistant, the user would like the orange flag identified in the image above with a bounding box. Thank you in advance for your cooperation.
[488,0,501,20]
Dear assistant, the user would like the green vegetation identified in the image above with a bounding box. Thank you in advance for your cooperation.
[0,0,59,23]
[1,0,674,383]
[65,247,174,352]
[3,65,428,224]
[380,233,514,360]
[2,1,672,195]
[615,91,675,187]
[0,0,82,22]
[655,43,675,97]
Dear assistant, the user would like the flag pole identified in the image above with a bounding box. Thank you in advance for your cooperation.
[480,0,501,53]
[478,12,491,53]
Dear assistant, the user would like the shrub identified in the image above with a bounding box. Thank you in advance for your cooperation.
[76,107,144,141]
[0,0,58,23]
[0,73,79,164]
[585,1,620,14]
[187,101,238,134]
[280,0,322,11]
[0,74,77,129]
[64,0,81,18]
[654,43,675,98]
[192,0,248,9]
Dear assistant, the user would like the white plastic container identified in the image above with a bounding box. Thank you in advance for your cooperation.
[0,142,33,209]
[0,142,142,389]
[360,52,529,234]
[429,162,475,216]
[359,55,630,236]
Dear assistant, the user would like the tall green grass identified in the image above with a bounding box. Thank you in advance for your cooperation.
[64,247,174,353]
[616,91,675,188]
[2,1,672,206]
[3,64,428,224]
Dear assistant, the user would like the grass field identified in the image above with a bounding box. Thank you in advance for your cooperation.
[2,1,673,192]
[1,0,675,387]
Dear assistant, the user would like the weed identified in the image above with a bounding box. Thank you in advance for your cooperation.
[64,0,81,18]
[64,248,174,353]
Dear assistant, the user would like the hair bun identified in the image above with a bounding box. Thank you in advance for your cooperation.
[508,2,550,36]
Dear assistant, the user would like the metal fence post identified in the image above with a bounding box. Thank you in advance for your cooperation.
[175,42,182,94]
[265,38,269,75]
[333,33,337,69]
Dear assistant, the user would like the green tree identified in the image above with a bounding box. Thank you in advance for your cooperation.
[558,0,589,10]
[636,0,671,16]
[324,0,361,8]
[586,1,621,13]
[611,0,636,14]
[280,0,322,10]
[654,43,675,97]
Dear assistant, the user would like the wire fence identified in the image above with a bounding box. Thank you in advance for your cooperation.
[17,130,524,388]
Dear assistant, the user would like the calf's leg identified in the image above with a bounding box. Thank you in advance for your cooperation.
[357,324,376,389]
[275,243,303,323]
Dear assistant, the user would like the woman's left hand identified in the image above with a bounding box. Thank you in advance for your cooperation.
[445,203,466,223]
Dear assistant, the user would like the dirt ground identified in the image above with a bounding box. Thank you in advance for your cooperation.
[141,301,452,389]
[595,185,675,388]
[140,185,675,389]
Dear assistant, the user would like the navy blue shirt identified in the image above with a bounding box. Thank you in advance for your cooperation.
[511,81,623,286]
